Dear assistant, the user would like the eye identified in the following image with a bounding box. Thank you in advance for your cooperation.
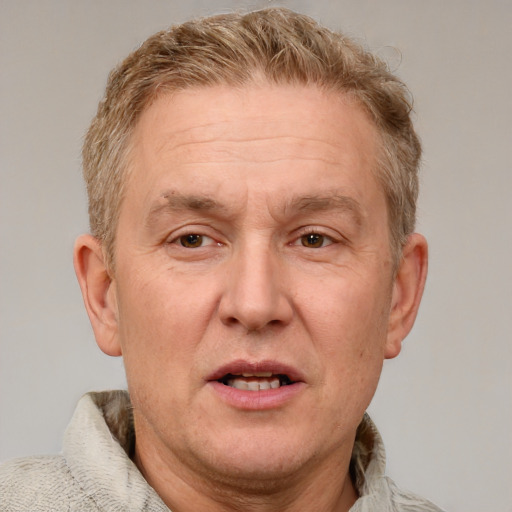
[176,233,215,248]
[298,232,333,248]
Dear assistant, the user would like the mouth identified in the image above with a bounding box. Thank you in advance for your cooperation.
[207,361,305,409]
[207,360,303,390]
[219,372,294,391]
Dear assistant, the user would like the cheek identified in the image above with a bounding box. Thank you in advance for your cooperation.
[299,270,391,343]
[298,271,390,394]
[313,317,385,428]
[114,269,218,383]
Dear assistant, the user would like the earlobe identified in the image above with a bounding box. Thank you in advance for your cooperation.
[73,234,122,357]
[385,233,428,359]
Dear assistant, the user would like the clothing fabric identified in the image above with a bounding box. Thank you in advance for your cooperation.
[0,391,443,511]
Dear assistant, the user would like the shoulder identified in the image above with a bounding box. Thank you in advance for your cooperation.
[384,476,445,512]
[351,415,445,512]
[0,455,99,512]
[351,475,445,512]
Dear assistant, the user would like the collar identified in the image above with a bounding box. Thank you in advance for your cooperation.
[62,391,393,511]
[62,391,168,511]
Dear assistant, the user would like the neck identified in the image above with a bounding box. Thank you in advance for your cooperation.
[134,436,359,512]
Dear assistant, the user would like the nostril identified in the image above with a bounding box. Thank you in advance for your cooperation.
[221,316,246,329]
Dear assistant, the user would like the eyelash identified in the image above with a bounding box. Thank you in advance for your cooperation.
[292,228,339,249]
[167,232,219,249]
[165,227,344,250]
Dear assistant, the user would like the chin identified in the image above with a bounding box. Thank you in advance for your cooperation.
[188,427,319,489]
[199,457,307,494]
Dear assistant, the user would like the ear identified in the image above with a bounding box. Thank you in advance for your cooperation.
[73,234,122,356]
[385,233,428,359]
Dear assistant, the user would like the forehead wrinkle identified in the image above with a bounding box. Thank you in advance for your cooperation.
[154,129,345,165]
[171,156,343,166]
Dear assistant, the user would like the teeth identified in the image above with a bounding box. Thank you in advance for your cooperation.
[226,376,281,391]
[247,380,260,391]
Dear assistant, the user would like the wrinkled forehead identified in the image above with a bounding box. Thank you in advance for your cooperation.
[117,84,384,226]
[127,84,379,173]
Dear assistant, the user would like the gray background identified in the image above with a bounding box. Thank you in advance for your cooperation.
[1,1,511,511]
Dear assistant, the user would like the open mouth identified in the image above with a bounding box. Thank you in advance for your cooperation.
[219,372,294,391]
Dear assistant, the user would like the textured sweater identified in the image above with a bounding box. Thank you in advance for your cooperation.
[0,391,443,511]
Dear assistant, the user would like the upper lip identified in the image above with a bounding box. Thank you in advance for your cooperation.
[206,359,305,383]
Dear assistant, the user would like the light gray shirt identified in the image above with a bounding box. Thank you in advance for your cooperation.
[0,391,444,511]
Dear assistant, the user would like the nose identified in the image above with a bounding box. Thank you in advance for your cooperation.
[218,241,294,332]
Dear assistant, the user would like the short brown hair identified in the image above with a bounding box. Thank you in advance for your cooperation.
[83,7,421,271]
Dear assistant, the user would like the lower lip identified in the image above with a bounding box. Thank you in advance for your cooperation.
[207,381,306,410]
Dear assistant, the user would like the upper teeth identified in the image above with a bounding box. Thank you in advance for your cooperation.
[241,372,273,377]
[226,376,280,391]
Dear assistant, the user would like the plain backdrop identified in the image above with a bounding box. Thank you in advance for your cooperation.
[1,1,511,511]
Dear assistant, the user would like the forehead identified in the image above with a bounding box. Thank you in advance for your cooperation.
[133,84,375,153]
[124,84,382,213]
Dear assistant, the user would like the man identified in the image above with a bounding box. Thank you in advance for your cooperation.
[0,8,441,511]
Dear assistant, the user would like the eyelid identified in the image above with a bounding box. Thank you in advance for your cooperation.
[293,233,333,248]
[165,226,223,247]
[173,234,216,248]
[292,226,345,245]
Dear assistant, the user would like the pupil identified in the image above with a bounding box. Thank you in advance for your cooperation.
[303,233,323,248]
[181,234,202,248]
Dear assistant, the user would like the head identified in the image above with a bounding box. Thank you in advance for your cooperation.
[83,7,421,274]
[75,8,428,506]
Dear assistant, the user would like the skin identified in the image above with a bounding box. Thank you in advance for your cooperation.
[74,84,428,512]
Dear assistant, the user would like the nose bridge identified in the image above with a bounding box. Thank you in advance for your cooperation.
[219,235,292,331]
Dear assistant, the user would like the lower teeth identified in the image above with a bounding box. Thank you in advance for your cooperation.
[223,376,286,391]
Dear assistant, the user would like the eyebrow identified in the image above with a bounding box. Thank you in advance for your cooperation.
[146,191,228,225]
[146,190,364,227]
[283,193,364,226]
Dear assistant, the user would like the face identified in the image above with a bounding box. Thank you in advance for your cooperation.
[87,84,415,488]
